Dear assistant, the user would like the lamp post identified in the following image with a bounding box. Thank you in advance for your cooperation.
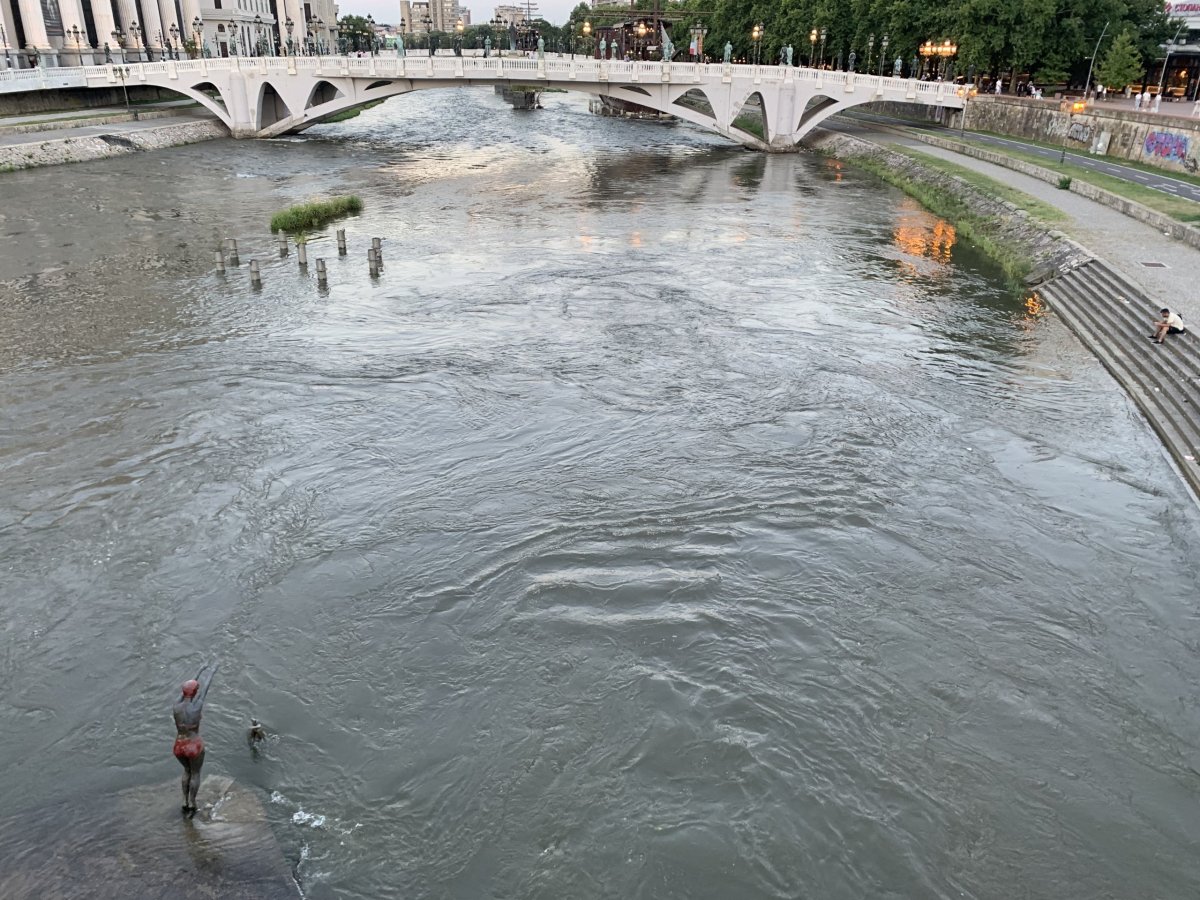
[369,13,379,55]
[751,22,763,65]
[1082,20,1109,101]
[582,20,591,58]
[689,22,705,62]
[114,65,136,118]
[1155,21,1185,102]
[284,16,293,56]
[130,21,143,62]
[229,22,240,56]
[809,28,817,66]
[421,14,432,56]
[252,15,262,56]
[192,17,203,59]
[1060,98,1086,163]
[454,18,463,57]
[636,20,646,60]
[818,27,826,68]
[878,34,889,76]
[0,23,10,70]
[169,23,179,59]
[65,24,84,65]
[866,32,874,73]
[111,29,126,63]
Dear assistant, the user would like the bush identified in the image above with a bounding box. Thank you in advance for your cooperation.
[1057,176,1072,190]
[270,196,363,233]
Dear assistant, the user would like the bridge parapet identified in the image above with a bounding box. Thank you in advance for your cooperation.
[0,55,961,149]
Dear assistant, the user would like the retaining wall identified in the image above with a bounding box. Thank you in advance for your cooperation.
[0,119,229,171]
[0,85,183,115]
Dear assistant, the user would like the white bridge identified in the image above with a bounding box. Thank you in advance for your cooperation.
[0,55,962,151]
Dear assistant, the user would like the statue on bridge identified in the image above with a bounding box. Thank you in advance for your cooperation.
[723,41,732,64]
[599,37,606,59]
[537,36,545,59]
[483,36,490,57]
[104,43,112,63]
[786,44,793,66]
[848,50,856,72]
[662,33,673,61]
[397,34,405,57]
[909,55,918,77]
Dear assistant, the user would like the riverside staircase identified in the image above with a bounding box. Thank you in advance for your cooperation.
[1039,262,1200,498]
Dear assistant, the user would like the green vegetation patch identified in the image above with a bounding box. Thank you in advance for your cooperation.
[270,196,363,233]
[321,99,386,123]
[830,148,1037,282]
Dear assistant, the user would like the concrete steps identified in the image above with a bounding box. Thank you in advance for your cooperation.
[1038,260,1200,498]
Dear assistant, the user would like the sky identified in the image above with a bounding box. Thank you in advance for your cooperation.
[338,0,579,28]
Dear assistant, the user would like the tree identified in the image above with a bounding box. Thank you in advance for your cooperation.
[1096,29,1145,91]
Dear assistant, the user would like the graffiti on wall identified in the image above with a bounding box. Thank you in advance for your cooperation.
[1067,122,1092,143]
[1143,131,1190,162]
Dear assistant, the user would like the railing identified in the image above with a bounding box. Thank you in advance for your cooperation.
[0,55,961,106]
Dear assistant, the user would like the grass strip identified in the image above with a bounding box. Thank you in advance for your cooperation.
[952,132,1200,223]
[321,99,386,123]
[888,146,1070,225]
[825,147,1035,282]
[270,196,363,233]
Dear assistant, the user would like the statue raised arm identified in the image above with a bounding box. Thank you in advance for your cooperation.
[172,661,218,816]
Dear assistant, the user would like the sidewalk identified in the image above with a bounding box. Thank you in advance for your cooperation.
[0,111,217,148]
[870,129,1200,322]
[0,98,196,127]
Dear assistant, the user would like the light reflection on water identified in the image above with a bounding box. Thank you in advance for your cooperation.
[1,90,1199,900]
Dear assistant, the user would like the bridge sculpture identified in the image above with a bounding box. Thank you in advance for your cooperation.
[0,55,963,151]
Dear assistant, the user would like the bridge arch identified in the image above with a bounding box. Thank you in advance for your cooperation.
[257,82,293,130]
[306,80,344,109]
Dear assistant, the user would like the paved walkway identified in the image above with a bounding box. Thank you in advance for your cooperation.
[0,98,195,127]
[854,124,1200,322]
[0,111,217,147]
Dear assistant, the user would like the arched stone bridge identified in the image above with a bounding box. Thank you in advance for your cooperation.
[0,55,963,151]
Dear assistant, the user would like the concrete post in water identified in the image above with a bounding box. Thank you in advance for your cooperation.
[227,238,240,266]
[249,259,261,288]
[368,248,379,278]
[371,237,382,260]
[337,229,347,256]
[277,234,289,257]
[297,242,308,268]
[215,250,226,274]
[316,258,328,287]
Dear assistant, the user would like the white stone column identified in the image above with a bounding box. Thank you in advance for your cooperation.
[179,0,200,52]
[136,0,165,60]
[110,0,139,59]
[0,0,20,68]
[89,0,120,61]
[157,0,179,52]
[278,0,303,54]
[15,0,49,49]
[58,0,91,62]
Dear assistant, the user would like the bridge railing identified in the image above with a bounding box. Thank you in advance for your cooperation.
[0,55,961,108]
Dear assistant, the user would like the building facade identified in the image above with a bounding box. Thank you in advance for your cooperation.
[0,0,335,66]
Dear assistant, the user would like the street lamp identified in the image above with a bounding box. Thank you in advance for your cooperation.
[866,32,874,73]
[878,34,889,76]
[192,17,203,59]
[252,15,263,56]
[284,16,294,56]
[455,18,463,57]
[229,22,240,56]
[0,23,10,70]
[751,23,763,65]
[809,28,817,67]
[169,23,179,59]
[689,22,706,62]
[421,14,432,57]
[582,20,591,58]
[818,27,826,68]
[369,13,379,55]
[113,65,136,118]
[130,20,143,62]
[1082,20,1109,101]
[636,20,647,60]
[65,24,84,65]
[1155,21,1186,102]
[111,29,126,63]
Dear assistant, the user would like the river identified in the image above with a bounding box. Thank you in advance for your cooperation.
[1,88,1199,899]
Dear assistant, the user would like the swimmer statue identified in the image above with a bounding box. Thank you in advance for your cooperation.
[172,661,218,815]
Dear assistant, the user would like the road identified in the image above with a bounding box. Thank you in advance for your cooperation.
[841,110,1200,203]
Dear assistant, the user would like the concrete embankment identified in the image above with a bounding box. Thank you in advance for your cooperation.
[808,126,1200,499]
[0,116,228,171]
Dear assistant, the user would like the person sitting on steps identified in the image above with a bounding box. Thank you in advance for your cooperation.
[1150,308,1187,344]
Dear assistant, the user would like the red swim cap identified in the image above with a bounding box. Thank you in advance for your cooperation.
[181,680,200,698]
